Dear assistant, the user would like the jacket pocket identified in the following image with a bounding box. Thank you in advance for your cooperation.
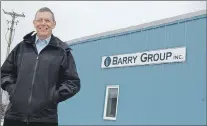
[45,86,58,110]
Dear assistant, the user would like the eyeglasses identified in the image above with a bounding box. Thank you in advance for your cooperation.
[35,18,53,23]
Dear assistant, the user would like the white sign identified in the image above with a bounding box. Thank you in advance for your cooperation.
[101,47,186,68]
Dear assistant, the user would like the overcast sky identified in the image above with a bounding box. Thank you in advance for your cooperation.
[1,1,206,66]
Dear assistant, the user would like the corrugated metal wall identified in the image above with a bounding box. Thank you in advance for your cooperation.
[58,14,206,125]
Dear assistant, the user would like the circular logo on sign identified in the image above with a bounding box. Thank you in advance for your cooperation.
[104,57,111,67]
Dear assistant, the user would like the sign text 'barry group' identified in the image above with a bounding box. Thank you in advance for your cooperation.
[101,47,186,68]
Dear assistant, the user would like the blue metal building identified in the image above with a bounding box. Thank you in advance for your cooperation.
[58,10,206,125]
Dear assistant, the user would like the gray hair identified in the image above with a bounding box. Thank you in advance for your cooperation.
[35,7,55,21]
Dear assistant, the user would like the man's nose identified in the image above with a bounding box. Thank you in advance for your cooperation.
[40,19,46,24]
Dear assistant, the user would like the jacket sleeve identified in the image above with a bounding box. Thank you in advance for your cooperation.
[1,44,19,95]
[53,49,81,103]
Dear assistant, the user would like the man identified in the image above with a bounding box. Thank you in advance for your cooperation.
[1,7,81,126]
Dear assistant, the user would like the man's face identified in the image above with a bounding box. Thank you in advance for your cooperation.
[33,11,56,39]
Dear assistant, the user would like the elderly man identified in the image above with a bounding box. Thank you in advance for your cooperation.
[1,7,81,126]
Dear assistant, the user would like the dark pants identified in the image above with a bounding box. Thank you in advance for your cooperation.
[3,119,58,126]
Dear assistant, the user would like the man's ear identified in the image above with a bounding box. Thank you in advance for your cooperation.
[33,20,35,26]
[52,21,56,29]
[33,20,38,29]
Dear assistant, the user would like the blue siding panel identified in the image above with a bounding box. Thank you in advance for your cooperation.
[58,15,206,125]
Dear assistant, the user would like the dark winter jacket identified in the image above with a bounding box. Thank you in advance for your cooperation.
[1,31,81,123]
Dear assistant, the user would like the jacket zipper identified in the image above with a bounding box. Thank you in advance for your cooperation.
[24,41,57,123]
[26,55,39,124]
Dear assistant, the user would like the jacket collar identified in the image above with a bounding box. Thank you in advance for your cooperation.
[23,31,60,47]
